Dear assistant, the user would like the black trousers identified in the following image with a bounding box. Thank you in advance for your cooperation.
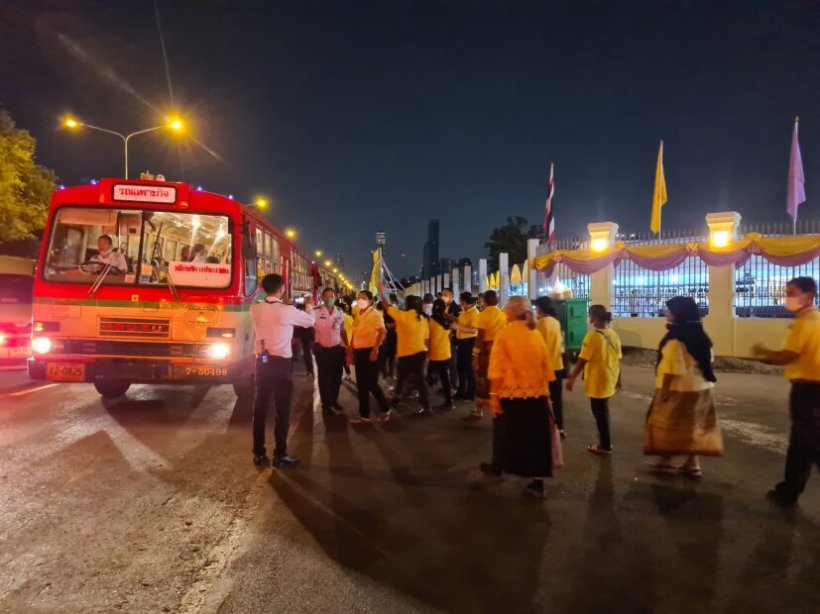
[292,331,314,374]
[590,396,612,450]
[775,382,820,499]
[314,345,345,410]
[252,356,293,458]
[354,348,390,418]
[448,338,459,390]
[549,374,564,430]
[393,351,430,409]
[456,338,476,399]
[428,359,453,404]
[379,331,397,379]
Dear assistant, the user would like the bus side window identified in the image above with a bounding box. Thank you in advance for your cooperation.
[243,221,258,296]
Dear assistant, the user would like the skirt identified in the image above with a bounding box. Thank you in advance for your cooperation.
[502,396,552,478]
[475,341,493,408]
[644,388,724,456]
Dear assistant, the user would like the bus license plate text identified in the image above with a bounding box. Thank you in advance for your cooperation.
[46,363,86,382]
[177,366,228,378]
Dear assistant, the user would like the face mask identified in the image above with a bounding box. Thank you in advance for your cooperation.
[324,298,335,308]
[784,296,807,313]
[357,299,369,311]
[423,304,433,315]
[99,248,112,257]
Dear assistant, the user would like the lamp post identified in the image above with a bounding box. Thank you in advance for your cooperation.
[62,116,185,179]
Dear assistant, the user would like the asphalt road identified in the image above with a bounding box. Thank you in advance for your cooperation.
[0,361,818,614]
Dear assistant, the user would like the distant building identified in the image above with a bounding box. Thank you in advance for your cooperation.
[421,219,440,278]
[439,257,454,274]
[458,257,473,270]
[376,231,386,248]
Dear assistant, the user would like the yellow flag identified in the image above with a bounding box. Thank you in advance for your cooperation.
[369,249,381,293]
[650,140,667,234]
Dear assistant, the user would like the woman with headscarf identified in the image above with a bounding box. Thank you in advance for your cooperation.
[487,296,554,498]
[645,296,723,477]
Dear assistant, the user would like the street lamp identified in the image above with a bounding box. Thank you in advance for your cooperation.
[254,197,268,210]
[285,228,297,240]
[324,259,333,268]
[315,250,323,258]
[62,115,186,179]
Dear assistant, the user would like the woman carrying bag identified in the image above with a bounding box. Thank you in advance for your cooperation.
[645,296,723,477]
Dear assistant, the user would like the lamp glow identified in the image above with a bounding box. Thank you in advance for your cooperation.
[166,116,185,132]
[591,238,608,253]
[315,250,323,257]
[285,228,296,239]
[63,117,80,129]
[711,230,730,248]
[255,198,268,210]
[31,337,52,355]
[206,342,231,360]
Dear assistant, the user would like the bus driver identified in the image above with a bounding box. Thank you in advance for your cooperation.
[90,235,128,274]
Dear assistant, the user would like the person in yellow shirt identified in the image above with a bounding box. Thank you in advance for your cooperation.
[566,304,622,455]
[469,290,507,420]
[534,296,567,438]
[348,290,390,424]
[428,298,455,409]
[485,296,555,498]
[454,292,480,403]
[753,276,820,506]
[378,283,431,418]
[340,301,354,381]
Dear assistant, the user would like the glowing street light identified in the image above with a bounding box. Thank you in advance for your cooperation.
[324,259,333,268]
[254,197,268,210]
[315,250,323,258]
[61,114,187,179]
[285,228,297,240]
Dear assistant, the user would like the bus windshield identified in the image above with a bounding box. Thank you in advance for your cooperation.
[43,207,233,289]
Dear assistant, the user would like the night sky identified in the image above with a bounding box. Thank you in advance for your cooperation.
[2,1,818,279]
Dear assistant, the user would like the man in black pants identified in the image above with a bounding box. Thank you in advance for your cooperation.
[312,287,348,415]
[250,274,315,467]
[753,276,820,506]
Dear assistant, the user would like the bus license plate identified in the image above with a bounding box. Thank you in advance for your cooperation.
[46,363,86,382]
[175,365,228,378]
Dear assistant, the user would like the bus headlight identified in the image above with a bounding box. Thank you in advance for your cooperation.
[207,342,231,360]
[31,337,52,355]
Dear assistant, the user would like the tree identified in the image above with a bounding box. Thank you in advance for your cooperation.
[484,216,540,270]
[0,110,57,244]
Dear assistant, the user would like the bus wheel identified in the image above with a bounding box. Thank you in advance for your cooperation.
[232,373,255,398]
[94,381,131,398]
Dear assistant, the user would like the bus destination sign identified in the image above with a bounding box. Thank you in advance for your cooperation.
[112,184,177,204]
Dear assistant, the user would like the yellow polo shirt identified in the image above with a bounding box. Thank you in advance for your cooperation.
[351,307,385,349]
[457,306,480,340]
[428,319,452,361]
[387,305,429,358]
[578,328,622,399]
[488,320,554,398]
[536,315,565,371]
[477,306,506,343]
[782,307,820,382]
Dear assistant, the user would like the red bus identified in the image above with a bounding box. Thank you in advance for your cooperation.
[28,177,347,398]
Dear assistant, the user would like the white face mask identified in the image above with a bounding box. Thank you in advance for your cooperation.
[784,296,807,313]
[423,304,433,315]
[357,299,370,311]
[99,247,112,257]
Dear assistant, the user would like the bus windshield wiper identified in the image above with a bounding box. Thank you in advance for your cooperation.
[164,268,180,301]
[88,262,113,296]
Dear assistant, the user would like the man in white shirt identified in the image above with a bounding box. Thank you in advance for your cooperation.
[250,273,315,467]
[90,235,128,274]
[312,287,349,416]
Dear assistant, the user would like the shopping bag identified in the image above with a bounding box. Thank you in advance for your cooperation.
[550,410,564,469]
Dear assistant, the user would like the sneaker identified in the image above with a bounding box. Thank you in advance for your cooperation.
[586,444,612,456]
[479,462,502,477]
[273,455,300,468]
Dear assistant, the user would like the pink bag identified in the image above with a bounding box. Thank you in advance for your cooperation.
[550,410,564,469]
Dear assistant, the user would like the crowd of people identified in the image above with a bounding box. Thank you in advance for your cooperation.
[250,272,819,505]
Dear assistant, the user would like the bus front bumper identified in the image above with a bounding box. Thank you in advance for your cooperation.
[28,358,237,385]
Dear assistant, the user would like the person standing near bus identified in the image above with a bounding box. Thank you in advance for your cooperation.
[250,273,316,467]
[313,287,348,416]
[753,276,820,506]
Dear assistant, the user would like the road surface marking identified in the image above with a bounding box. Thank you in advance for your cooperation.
[7,383,59,397]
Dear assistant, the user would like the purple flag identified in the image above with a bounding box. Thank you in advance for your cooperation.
[787,117,806,222]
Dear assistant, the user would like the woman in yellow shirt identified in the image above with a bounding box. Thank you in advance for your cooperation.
[428,298,455,409]
[340,301,355,381]
[454,292,480,402]
[469,290,507,420]
[378,283,431,418]
[348,290,391,424]
[534,296,566,438]
[566,305,622,455]
[486,296,554,498]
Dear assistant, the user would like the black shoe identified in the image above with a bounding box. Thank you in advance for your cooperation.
[253,454,269,466]
[526,479,546,499]
[767,488,797,506]
[436,401,455,411]
[273,455,300,468]
[479,462,502,477]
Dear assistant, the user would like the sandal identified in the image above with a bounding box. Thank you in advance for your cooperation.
[349,416,372,425]
[586,444,613,456]
[679,465,703,478]
[647,462,678,474]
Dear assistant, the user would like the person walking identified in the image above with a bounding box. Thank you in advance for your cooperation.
[468,290,506,420]
[485,296,554,497]
[348,290,391,424]
[535,296,567,438]
[339,301,355,381]
[441,287,461,392]
[566,305,622,455]
[644,296,722,477]
[379,294,399,381]
[753,276,820,506]
[428,298,455,410]
[454,292,479,403]
[313,287,348,416]
[250,274,316,467]
[378,283,431,417]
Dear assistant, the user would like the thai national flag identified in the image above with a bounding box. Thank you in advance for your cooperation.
[544,163,555,249]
